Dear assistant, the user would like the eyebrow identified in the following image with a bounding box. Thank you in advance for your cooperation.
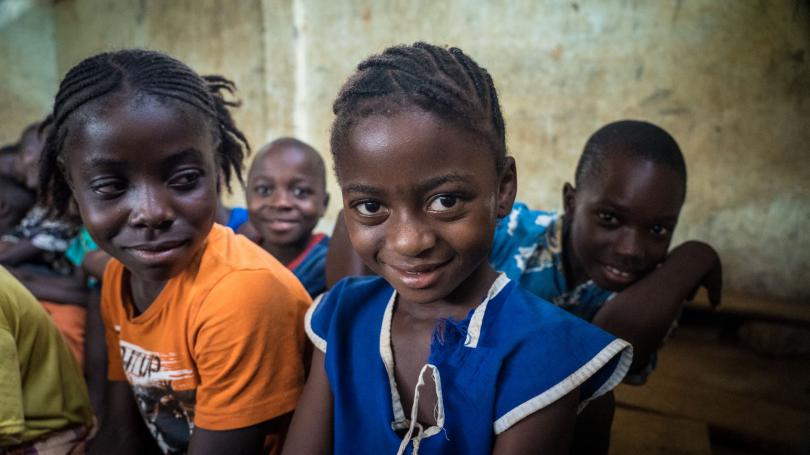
[343,173,474,196]
[82,148,204,171]
[413,173,473,195]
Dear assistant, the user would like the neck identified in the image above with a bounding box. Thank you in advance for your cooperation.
[126,271,167,316]
[262,234,313,266]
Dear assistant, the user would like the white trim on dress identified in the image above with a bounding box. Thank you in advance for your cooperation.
[464,273,510,348]
[492,338,633,434]
[304,293,327,353]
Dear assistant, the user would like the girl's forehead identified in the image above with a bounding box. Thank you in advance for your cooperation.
[64,96,217,165]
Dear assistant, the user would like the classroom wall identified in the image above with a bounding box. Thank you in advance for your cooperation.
[0,0,807,299]
[0,0,57,142]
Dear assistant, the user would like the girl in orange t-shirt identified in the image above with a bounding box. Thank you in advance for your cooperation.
[38,49,311,455]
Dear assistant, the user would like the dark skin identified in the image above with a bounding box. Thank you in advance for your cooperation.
[7,265,89,306]
[246,143,329,266]
[562,155,722,373]
[63,95,283,455]
[285,109,576,454]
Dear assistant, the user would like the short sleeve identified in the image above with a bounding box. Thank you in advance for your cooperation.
[192,269,310,431]
[492,318,632,434]
[490,203,556,278]
[100,264,126,382]
[304,278,348,353]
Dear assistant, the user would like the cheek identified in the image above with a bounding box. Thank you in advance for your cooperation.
[346,224,380,260]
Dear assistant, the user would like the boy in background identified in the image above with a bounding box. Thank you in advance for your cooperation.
[246,138,330,297]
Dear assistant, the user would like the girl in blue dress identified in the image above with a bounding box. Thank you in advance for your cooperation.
[282,42,633,455]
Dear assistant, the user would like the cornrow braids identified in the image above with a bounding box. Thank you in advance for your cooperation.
[39,49,250,215]
[330,42,506,180]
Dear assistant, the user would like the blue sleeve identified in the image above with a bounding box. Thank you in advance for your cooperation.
[492,304,632,434]
[490,202,556,280]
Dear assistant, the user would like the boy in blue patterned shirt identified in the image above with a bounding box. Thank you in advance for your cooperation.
[490,120,722,453]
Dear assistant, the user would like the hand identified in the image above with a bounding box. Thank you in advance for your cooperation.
[674,241,722,308]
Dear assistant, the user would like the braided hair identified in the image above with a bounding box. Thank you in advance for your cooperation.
[330,42,506,180]
[39,49,250,214]
[575,120,686,194]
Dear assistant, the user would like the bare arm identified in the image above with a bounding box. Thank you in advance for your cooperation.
[81,250,112,280]
[7,266,89,306]
[188,414,291,455]
[0,239,41,266]
[325,210,373,288]
[492,387,579,455]
[282,348,333,455]
[89,380,162,455]
[592,240,722,372]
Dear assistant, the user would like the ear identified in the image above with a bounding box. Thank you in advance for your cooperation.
[562,182,576,218]
[323,192,331,213]
[496,156,517,219]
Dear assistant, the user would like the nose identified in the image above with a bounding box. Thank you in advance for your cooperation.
[613,227,645,266]
[129,185,175,230]
[269,189,293,209]
[388,213,436,257]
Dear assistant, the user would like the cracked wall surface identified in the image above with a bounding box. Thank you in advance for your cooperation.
[1,0,807,298]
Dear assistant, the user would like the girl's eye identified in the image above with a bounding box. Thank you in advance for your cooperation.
[427,195,459,212]
[651,224,671,236]
[597,211,618,224]
[90,179,126,197]
[355,200,386,217]
[169,170,202,189]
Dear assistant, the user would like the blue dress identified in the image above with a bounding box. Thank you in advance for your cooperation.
[306,274,632,454]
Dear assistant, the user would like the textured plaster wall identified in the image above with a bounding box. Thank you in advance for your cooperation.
[0,0,807,298]
[0,0,57,142]
[292,0,810,299]
[51,0,292,207]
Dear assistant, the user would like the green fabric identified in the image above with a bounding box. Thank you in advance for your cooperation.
[0,266,94,446]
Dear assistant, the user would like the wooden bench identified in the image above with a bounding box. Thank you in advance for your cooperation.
[610,407,711,455]
[686,289,810,325]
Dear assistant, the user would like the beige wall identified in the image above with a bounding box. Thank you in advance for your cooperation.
[0,0,57,142]
[1,0,807,298]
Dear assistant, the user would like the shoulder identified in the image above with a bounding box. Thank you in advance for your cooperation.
[490,284,632,433]
[306,276,391,352]
[201,224,306,291]
[192,226,312,321]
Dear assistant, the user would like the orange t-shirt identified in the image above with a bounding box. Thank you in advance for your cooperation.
[101,224,310,453]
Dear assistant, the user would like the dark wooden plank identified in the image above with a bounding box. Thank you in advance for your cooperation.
[610,407,711,455]
[687,289,810,325]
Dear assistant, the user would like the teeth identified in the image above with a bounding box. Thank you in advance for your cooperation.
[606,266,631,277]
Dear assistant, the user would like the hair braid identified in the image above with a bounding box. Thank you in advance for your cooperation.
[39,49,250,214]
[330,42,506,180]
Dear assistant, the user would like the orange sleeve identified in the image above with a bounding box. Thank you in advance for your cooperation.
[191,269,310,430]
[100,261,126,381]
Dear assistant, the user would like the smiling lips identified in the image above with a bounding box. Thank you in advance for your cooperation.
[386,259,451,289]
[125,240,187,265]
[602,264,639,285]
[263,218,301,233]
